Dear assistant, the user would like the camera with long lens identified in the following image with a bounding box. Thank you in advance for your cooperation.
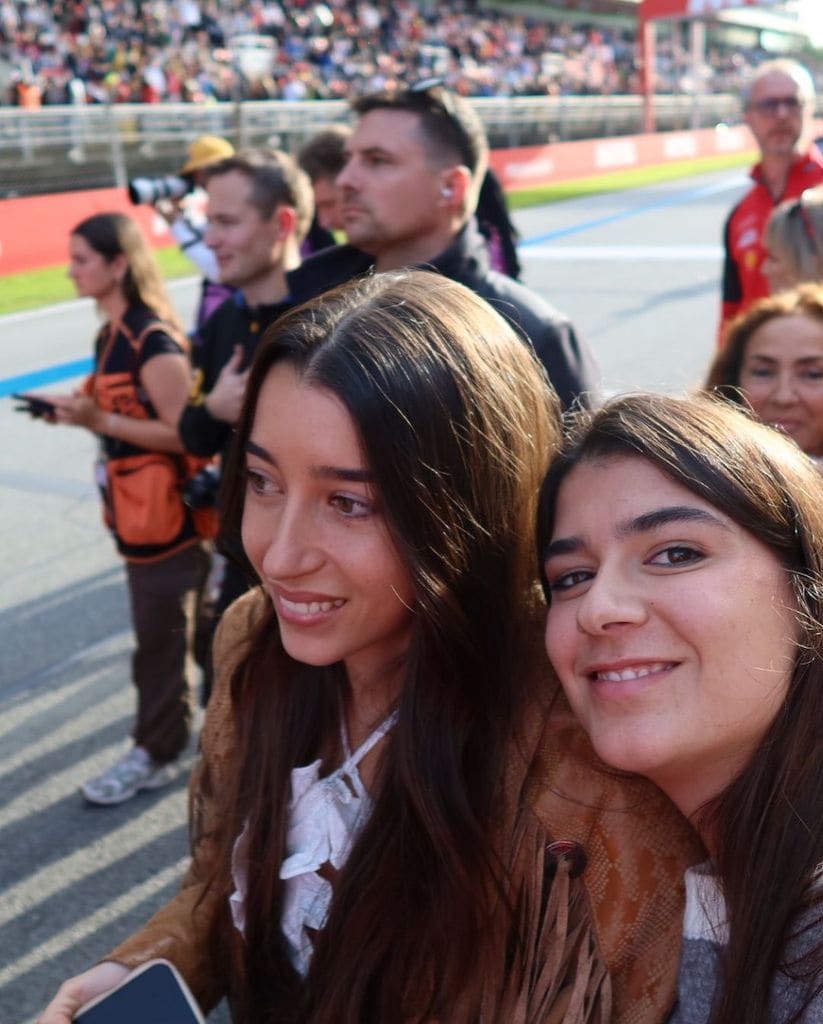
[128,174,194,206]
[183,464,222,510]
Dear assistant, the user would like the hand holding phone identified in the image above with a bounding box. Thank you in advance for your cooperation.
[11,393,58,419]
[73,959,204,1024]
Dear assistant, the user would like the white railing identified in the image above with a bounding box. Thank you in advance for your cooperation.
[0,93,744,198]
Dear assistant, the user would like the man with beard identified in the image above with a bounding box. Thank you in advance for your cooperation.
[718,59,823,344]
[285,83,600,411]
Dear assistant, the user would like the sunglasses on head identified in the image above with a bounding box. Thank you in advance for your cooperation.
[401,78,477,170]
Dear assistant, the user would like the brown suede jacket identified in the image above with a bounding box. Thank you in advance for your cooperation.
[108,588,704,1022]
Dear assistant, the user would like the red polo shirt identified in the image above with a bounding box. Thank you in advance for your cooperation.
[718,146,823,345]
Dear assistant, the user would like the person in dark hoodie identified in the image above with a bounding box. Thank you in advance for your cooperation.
[286,82,600,412]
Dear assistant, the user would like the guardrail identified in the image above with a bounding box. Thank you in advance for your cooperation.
[0,93,743,198]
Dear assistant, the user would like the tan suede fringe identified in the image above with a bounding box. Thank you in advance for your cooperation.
[482,812,611,1024]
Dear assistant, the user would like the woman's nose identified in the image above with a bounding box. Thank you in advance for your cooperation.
[260,503,322,582]
[770,372,798,405]
[575,568,648,635]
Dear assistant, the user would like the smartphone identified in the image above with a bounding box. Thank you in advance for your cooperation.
[11,393,57,418]
[74,959,205,1024]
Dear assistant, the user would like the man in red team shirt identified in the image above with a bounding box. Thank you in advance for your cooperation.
[719,59,823,345]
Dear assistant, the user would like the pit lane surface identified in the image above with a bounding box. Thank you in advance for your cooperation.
[0,166,748,1022]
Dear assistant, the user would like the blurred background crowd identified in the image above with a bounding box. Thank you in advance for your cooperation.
[2,0,819,108]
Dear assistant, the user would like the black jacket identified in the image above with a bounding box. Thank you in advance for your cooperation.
[286,220,600,410]
[179,292,289,459]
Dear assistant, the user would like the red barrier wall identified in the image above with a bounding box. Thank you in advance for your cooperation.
[1,189,173,274]
[488,122,755,191]
[0,121,796,275]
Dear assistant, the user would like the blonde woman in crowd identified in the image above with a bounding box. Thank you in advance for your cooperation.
[764,186,823,293]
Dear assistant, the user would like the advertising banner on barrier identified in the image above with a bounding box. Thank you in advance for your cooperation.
[640,0,780,20]
[487,123,755,192]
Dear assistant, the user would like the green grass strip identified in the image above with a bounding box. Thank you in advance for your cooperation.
[3,151,753,316]
[1,246,199,317]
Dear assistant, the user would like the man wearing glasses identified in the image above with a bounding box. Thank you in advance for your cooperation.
[719,59,823,343]
[285,83,600,411]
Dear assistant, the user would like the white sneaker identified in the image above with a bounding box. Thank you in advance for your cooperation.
[81,746,177,806]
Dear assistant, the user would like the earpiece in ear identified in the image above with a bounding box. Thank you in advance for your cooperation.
[441,186,453,199]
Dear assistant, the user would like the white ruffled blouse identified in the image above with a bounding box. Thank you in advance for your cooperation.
[228,709,398,977]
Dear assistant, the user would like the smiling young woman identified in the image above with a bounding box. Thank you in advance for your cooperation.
[540,393,823,1024]
[42,273,700,1024]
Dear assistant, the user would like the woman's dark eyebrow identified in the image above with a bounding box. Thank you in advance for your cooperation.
[545,505,729,561]
[245,439,275,465]
[619,505,730,537]
[244,440,373,483]
[746,354,823,364]
[544,536,582,559]
[310,465,373,483]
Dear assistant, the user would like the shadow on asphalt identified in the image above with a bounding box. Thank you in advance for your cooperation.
[1,567,129,693]
[0,570,230,1021]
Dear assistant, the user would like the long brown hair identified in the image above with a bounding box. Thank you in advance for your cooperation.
[538,393,823,1024]
[71,211,183,332]
[216,270,559,1022]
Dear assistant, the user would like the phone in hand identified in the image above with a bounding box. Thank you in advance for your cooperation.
[11,393,57,419]
[74,959,205,1024]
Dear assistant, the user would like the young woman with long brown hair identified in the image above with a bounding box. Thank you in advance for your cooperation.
[45,212,210,805]
[541,394,823,1024]
[41,272,699,1024]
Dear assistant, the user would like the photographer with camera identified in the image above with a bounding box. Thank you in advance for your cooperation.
[178,148,314,702]
[129,135,236,331]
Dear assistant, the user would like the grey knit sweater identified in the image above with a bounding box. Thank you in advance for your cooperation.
[668,862,823,1023]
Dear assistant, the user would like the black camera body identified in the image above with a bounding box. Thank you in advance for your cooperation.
[128,174,194,206]
[183,464,222,510]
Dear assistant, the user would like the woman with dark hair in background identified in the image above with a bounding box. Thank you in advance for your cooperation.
[542,393,823,1023]
[705,283,823,461]
[46,212,210,805]
[476,166,523,280]
[42,271,698,1024]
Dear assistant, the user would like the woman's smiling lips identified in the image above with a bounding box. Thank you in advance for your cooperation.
[271,587,346,624]
[582,659,680,697]
[769,418,804,436]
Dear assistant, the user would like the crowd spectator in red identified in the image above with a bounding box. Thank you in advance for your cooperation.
[718,58,823,345]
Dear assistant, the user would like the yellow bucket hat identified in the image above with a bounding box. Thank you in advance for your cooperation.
[181,135,235,174]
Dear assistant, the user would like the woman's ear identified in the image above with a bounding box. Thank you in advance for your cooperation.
[111,253,130,284]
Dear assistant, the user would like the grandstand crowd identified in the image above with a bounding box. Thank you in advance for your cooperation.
[0,0,797,108]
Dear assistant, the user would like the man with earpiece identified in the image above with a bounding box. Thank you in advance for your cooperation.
[285,82,599,412]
